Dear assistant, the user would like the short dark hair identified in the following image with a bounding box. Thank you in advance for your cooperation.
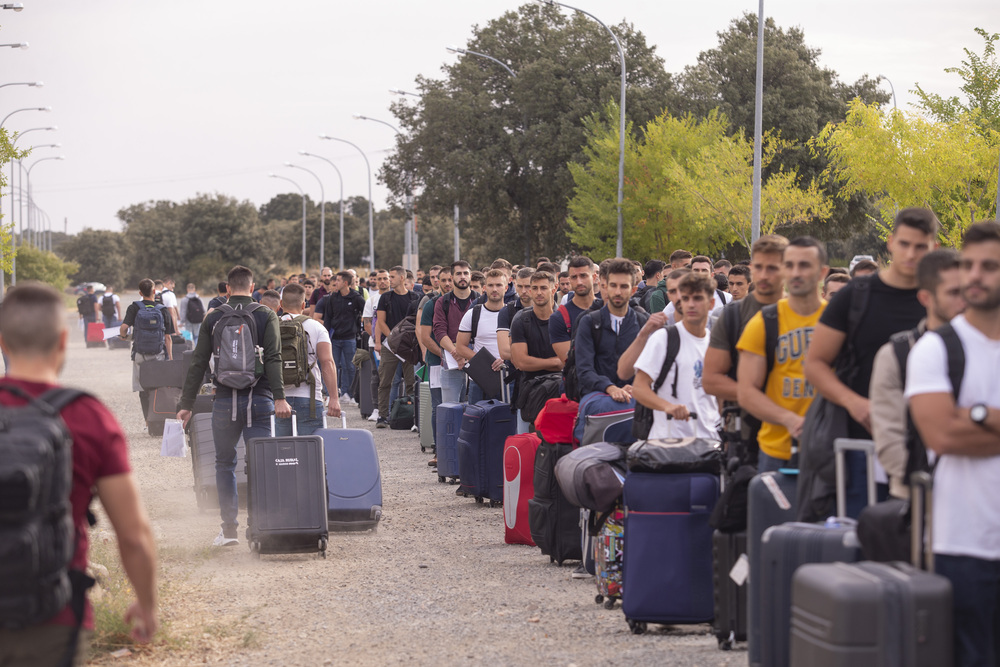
[643,259,667,280]
[917,248,961,293]
[302,279,314,287]
[139,278,155,298]
[714,259,732,271]
[336,270,353,283]
[281,283,306,308]
[714,273,729,291]
[531,270,556,285]
[605,258,636,286]
[535,256,551,265]
[963,220,1000,247]
[568,255,594,271]
[669,249,692,264]
[786,236,828,266]
[751,234,789,257]
[421,276,432,287]
[429,264,443,273]
[437,265,452,276]
[557,270,569,279]
[824,273,850,290]
[227,265,254,291]
[677,272,716,298]
[849,259,879,277]
[536,262,559,275]
[894,207,941,237]
[691,255,713,267]
[0,281,65,355]
[828,266,849,275]
[666,268,691,283]
[451,260,471,272]
[728,265,751,282]
[470,270,485,284]
[390,265,405,277]
[217,281,228,294]
[516,267,535,280]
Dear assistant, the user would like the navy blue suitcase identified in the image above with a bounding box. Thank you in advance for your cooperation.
[316,418,382,532]
[621,471,719,633]
[435,402,464,483]
[457,399,516,506]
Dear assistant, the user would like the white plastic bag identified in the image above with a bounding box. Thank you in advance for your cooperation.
[160,419,187,458]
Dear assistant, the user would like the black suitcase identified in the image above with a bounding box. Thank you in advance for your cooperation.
[713,530,747,650]
[191,393,214,415]
[527,440,582,564]
[187,412,247,510]
[139,359,188,390]
[145,386,181,436]
[245,418,328,557]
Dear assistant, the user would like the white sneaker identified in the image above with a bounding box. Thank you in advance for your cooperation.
[212,529,238,548]
[341,392,357,406]
[410,424,418,432]
[367,409,380,423]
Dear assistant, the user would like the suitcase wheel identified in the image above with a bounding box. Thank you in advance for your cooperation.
[249,541,261,559]
[716,630,735,651]
[449,477,458,485]
[319,538,327,558]
[489,500,501,508]
[627,619,647,635]
[420,446,426,452]
[595,594,604,605]
[603,598,616,610]
[475,496,483,504]
[438,476,446,484]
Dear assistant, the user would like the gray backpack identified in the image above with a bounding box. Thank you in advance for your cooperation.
[212,303,264,422]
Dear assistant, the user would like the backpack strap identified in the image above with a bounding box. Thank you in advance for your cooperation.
[558,304,571,330]
[470,304,483,346]
[652,324,682,399]
[723,299,744,379]
[761,303,779,384]
[936,322,966,400]
[839,275,872,374]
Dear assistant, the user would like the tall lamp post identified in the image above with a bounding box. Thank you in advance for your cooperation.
[0,80,43,90]
[25,155,64,249]
[536,0,626,256]
[750,0,765,243]
[319,135,375,273]
[0,42,28,50]
[298,151,345,270]
[0,105,50,128]
[268,173,308,273]
[353,114,416,272]
[7,126,56,288]
[284,163,325,271]
[17,144,59,247]
[877,74,898,112]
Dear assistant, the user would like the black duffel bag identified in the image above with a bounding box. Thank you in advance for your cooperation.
[626,438,724,475]
[554,442,628,513]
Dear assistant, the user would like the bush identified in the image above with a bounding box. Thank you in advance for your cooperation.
[4,244,79,290]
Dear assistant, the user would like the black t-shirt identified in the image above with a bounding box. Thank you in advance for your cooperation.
[377,290,419,332]
[317,289,367,340]
[819,273,923,399]
[509,308,556,380]
[207,295,227,310]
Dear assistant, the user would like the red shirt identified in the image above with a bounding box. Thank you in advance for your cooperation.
[0,379,131,630]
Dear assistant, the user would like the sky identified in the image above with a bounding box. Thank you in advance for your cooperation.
[1,0,995,237]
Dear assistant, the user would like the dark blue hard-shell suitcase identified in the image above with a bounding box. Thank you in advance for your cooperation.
[435,402,464,483]
[457,399,516,505]
[621,471,719,633]
[316,417,382,532]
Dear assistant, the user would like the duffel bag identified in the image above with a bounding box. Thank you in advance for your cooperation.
[554,442,627,513]
[626,437,724,474]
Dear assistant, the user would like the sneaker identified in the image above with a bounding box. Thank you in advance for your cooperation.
[367,409,380,423]
[212,529,239,548]
[341,392,357,406]
[410,424,418,432]
[570,564,592,579]
[376,417,389,429]
[427,458,437,467]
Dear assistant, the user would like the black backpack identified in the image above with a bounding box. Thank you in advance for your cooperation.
[0,385,95,646]
[186,297,205,324]
[562,308,601,402]
[101,294,116,318]
[76,295,91,317]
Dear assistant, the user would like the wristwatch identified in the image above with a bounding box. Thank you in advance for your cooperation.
[970,403,990,427]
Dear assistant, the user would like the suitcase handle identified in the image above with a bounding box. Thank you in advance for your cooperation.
[834,438,876,519]
[910,471,934,571]
[269,412,298,437]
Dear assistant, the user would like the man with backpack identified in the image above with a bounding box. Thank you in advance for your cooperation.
[175,265,291,548]
[178,283,205,346]
[549,256,598,364]
[455,269,508,404]
[736,237,829,472]
[0,282,158,664]
[433,260,478,403]
[314,270,366,407]
[120,279,175,425]
[906,221,1000,667]
[76,284,98,341]
[275,283,342,436]
[374,266,419,428]
[510,270,563,432]
[99,285,121,328]
[869,249,964,500]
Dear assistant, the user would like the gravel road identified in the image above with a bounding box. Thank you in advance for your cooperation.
[68,298,746,666]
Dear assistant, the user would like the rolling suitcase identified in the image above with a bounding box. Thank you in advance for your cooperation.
[757,439,875,667]
[139,359,188,390]
[187,412,247,510]
[317,417,382,532]
[457,399,516,505]
[435,402,464,484]
[593,506,625,609]
[86,321,106,348]
[418,381,434,453]
[713,530,748,650]
[528,439,581,564]
[789,471,953,667]
[621,471,719,633]
[503,433,540,546]
[146,386,181,436]
[245,417,328,557]
[192,393,214,415]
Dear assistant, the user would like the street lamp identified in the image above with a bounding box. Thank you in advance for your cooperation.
[0,106,50,129]
[0,42,28,50]
[535,0,626,256]
[299,151,345,271]
[877,74,898,112]
[1,3,24,10]
[0,81,43,90]
[446,45,517,78]
[750,0,765,243]
[389,88,420,98]
[284,163,325,271]
[319,135,375,273]
[6,126,56,288]
[25,155,63,251]
[269,173,308,273]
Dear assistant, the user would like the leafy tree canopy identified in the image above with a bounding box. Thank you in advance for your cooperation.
[57,228,129,288]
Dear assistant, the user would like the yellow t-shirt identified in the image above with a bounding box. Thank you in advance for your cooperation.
[736,299,826,460]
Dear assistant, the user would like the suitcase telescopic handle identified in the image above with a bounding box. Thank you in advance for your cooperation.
[911,471,934,571]
[269,412,298,437]
[834,438,877,519]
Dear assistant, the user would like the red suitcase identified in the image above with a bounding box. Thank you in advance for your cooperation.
[503,433,540,545]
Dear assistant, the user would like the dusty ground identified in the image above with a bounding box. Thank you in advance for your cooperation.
[65,298,746,666]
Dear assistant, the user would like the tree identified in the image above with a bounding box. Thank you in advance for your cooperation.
[381,3,674,264]
[914,28,1000,136]
[57,228,129,288]
[0,128,29,274]
[812,100,1000,246]
[4,244,78,290]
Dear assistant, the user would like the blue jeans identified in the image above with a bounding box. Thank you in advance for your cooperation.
[275,396,324,437]
[440,368,467,404]
[331,338,356,395]
[467,379,486,405]
[212,394,274,534]
[758,450,789,473]
[842,450,890,518]
[102,314,116,328]
[936,553,1000,666]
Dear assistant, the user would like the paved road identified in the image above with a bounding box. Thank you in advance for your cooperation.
[65,300,746,666]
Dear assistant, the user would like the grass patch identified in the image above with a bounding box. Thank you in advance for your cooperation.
[89,537,146,654]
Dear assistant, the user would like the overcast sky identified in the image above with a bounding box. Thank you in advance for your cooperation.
[1,1,994,237]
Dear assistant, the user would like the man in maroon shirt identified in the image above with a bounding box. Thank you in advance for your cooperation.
[0,282,158,665]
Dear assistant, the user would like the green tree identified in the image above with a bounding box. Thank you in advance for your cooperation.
[812,100,1000,246]
[381,3,674,264]
[0,128,29,273]
[914,28,1000,136]
[4,244,79,290]
[57,228,129,288]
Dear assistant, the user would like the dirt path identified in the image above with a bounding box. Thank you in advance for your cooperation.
[66,300,745,666]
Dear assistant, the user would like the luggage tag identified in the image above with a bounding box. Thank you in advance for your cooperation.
[729,553,750,586]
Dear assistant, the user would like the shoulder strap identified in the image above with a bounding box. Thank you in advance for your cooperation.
[723,299,743,373]
[890,329,917,389]
[846,275,872,343]
[290,314,309,325]
[37,387,89,413]
[652,325,682,398]
[936,322,966,399]
[761,303,779,377]
[558,304,570,329]
[471,304,483,343]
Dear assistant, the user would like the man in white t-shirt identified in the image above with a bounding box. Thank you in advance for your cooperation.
[274,283,342,436]
[633,271,720,439]
[159,278,180,331]
[905,221,1000,667]
[456,268,506,403]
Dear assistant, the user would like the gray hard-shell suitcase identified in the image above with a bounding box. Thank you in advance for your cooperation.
[245,417,328,557]
[187,412,246,510]
[756,439,875,667]
[789,472,953,667]
[418,381,434,453]
[316,417,383,532]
